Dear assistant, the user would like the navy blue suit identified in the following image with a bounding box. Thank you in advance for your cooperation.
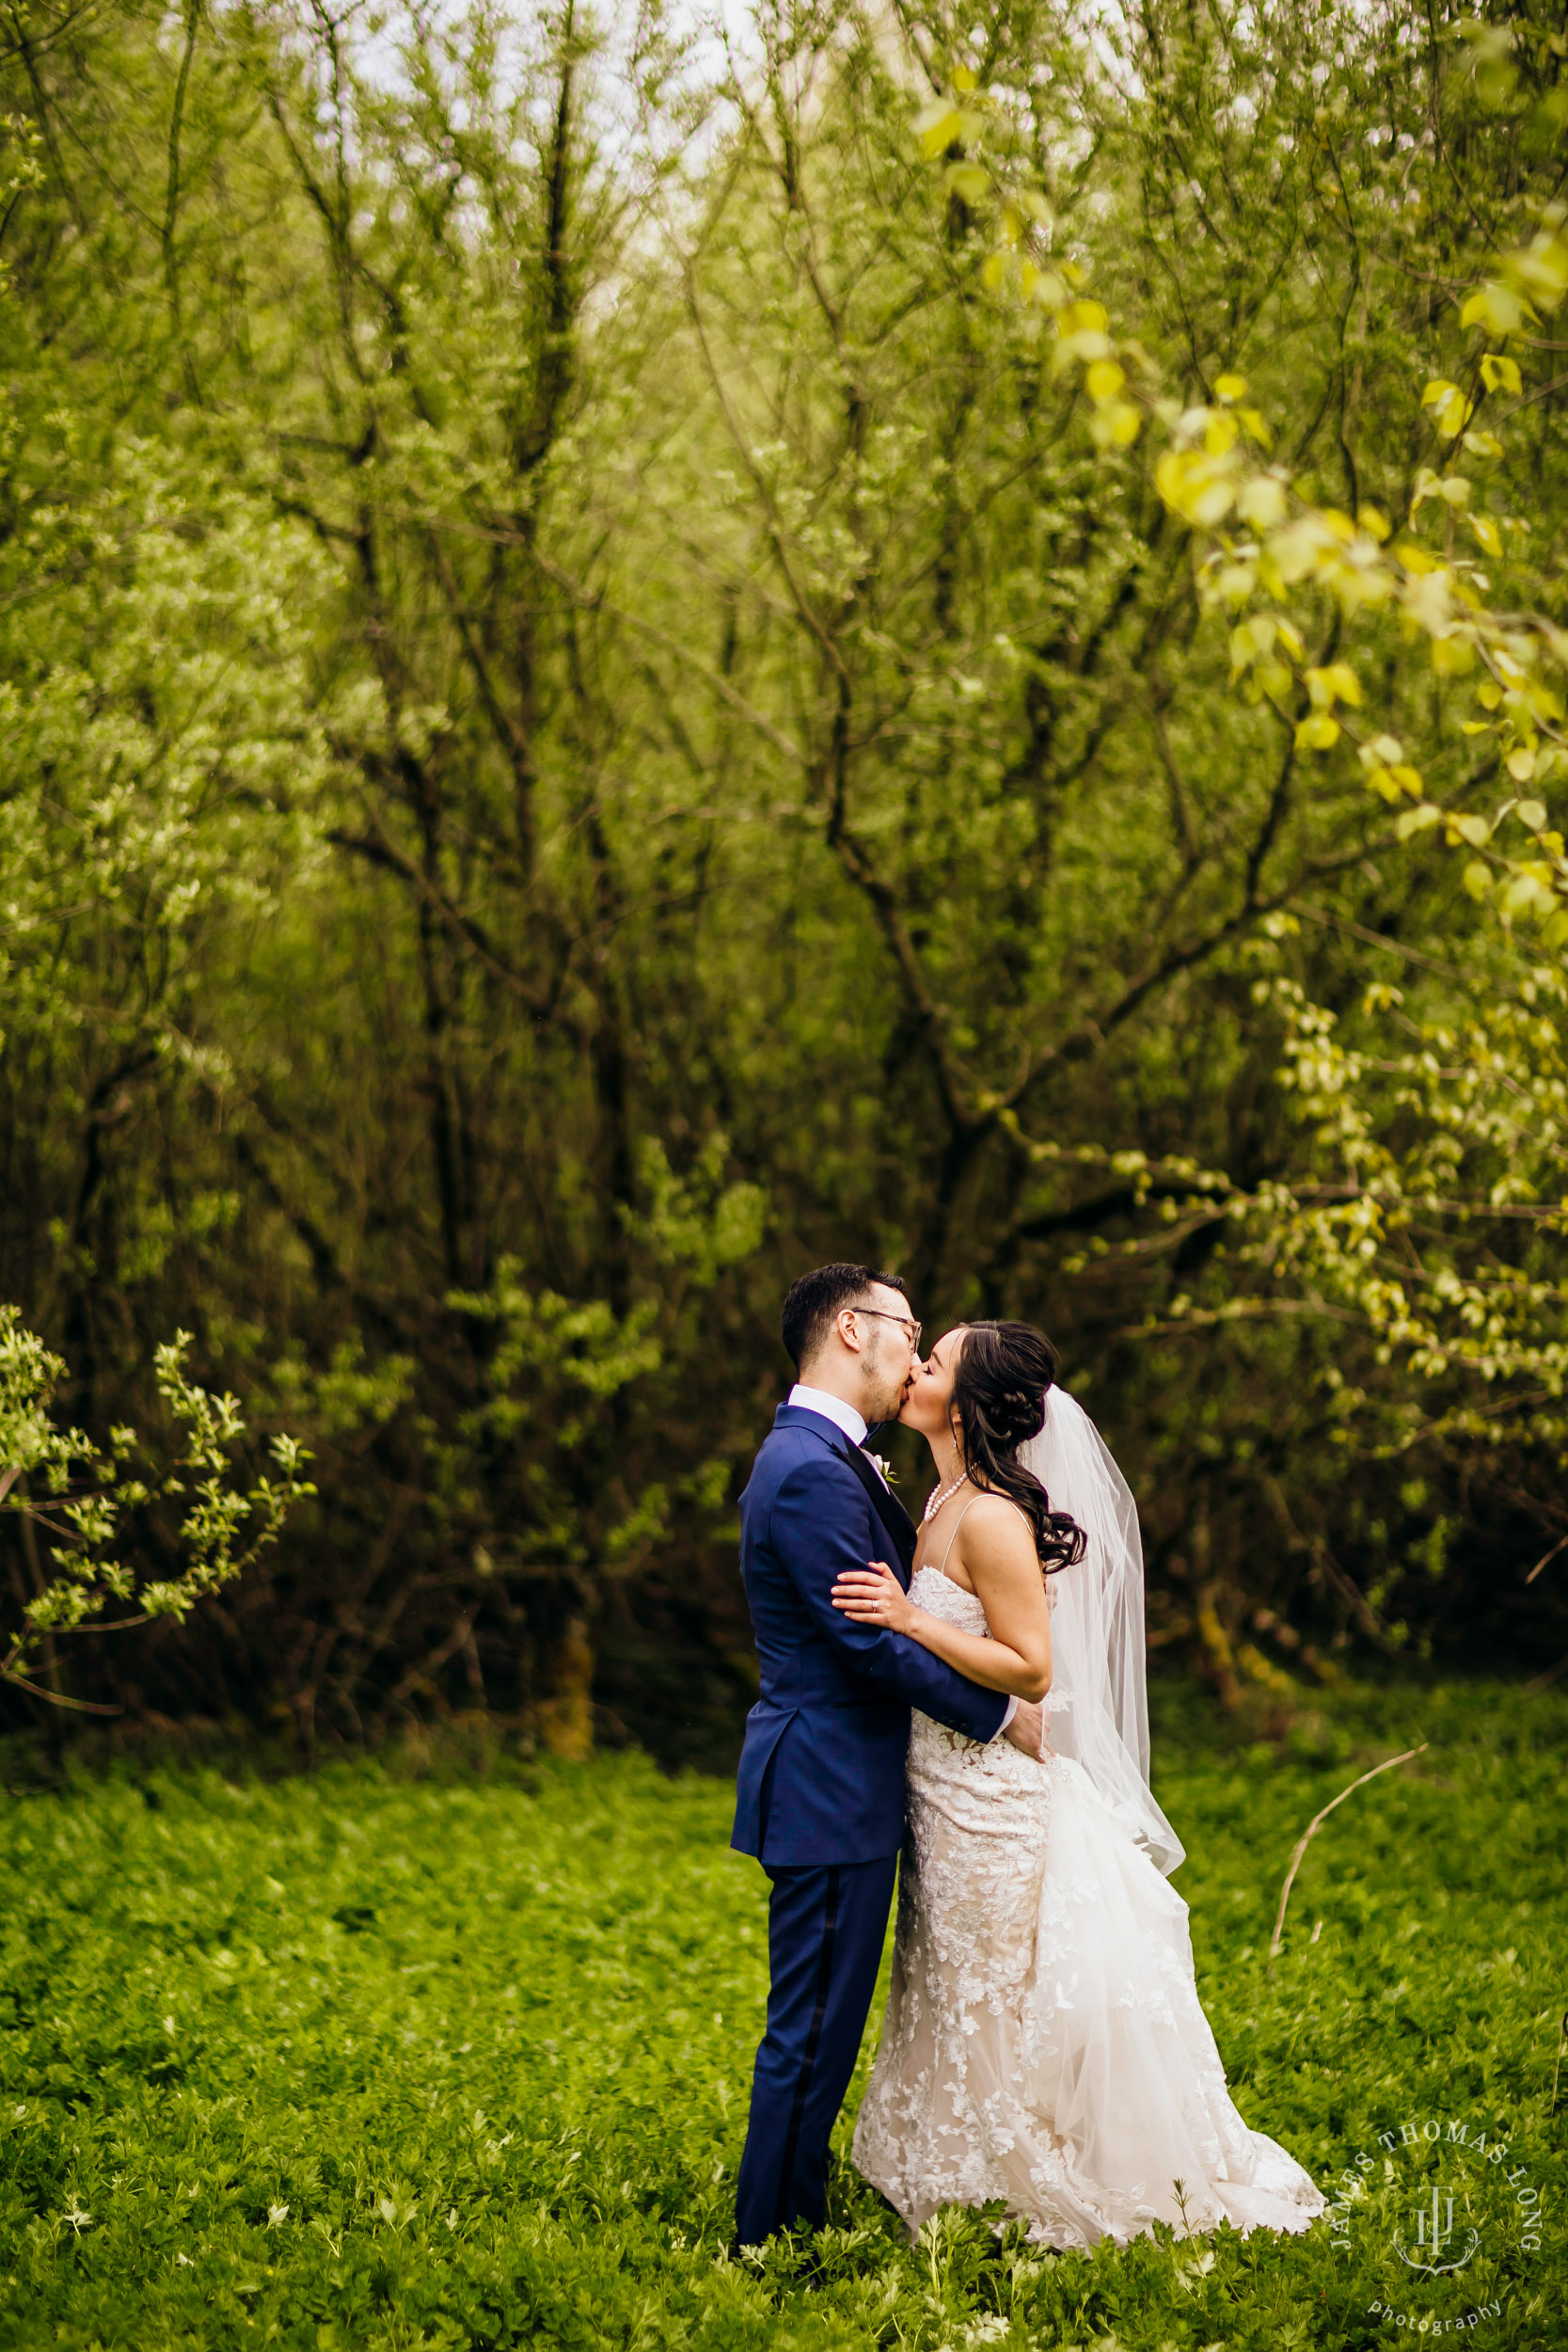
[731,1404,1007,2244]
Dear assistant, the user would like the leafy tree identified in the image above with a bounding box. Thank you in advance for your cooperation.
[0,0,1561,1752]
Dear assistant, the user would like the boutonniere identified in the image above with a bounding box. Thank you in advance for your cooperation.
[869,1454,898,1486]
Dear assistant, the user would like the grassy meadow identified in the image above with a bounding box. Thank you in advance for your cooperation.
[0,1678,1562,2351]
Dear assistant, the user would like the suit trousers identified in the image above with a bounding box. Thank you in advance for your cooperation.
[734,1851,899,2246]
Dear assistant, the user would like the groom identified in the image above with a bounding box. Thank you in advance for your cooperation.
[731,1263,1044,2246]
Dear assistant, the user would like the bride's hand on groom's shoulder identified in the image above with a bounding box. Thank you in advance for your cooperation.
[832,1561,914,1634]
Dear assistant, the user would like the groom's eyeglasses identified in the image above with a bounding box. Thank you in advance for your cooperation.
[847,1307,923,1352]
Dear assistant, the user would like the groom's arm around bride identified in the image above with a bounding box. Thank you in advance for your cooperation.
[730,1263,1038,2249]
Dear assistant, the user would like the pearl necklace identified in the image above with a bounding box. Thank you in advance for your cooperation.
[923,1466,971,1524]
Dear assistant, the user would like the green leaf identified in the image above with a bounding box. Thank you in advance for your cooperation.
[1462,283,1529,337]
[914,103,962,157]
[1480,352,1523,395]
[943,162,990,204]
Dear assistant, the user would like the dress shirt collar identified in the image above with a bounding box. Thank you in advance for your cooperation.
[786,1383,868,1448]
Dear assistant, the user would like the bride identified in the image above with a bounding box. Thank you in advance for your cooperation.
[831,1319,1324,2248]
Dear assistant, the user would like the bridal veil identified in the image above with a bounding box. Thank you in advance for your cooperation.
[1021,1389,1185,1876]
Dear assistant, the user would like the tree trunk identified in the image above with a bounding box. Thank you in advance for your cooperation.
[537,1606,594,1760]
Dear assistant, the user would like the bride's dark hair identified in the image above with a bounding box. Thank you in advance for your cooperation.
[951,1321,1086,1578]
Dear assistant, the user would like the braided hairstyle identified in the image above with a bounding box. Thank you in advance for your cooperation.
[950,1320,1085,1578]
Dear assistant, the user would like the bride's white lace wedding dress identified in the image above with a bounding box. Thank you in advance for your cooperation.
[851,1563,1324,2248]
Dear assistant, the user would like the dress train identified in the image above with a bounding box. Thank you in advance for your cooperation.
[851,1568,1324,2248]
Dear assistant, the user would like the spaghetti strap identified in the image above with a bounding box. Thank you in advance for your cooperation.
[940,1496,973,1571]
[935,1487,1033,1579]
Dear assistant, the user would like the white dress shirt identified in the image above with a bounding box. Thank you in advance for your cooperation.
[784,1384,1018,1735]
[787,1382,870,1450]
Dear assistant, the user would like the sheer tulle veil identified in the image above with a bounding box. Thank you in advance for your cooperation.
[1020,1390,1185,1876]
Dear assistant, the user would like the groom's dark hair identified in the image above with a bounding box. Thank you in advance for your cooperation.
[782,1263,910,1373]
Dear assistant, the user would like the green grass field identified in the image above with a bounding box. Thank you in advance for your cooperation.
[0,1678,1562,2350]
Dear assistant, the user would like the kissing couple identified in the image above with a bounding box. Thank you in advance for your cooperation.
[731,1262,1324,2251]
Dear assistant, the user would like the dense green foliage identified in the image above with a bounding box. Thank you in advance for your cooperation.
[2,0,1566,1748]
[0,1677,1562,2347]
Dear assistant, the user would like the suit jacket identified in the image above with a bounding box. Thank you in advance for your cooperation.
[731,1403,1008,1866]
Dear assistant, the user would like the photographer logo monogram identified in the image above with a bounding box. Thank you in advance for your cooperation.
[1325,2111,1540,2337]
[1394,2185,1479,2277]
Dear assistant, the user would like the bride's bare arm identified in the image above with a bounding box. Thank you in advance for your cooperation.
[831,1500,1052,1702]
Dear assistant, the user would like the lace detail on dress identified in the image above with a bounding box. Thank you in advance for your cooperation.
[850,1568,1325,2249]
